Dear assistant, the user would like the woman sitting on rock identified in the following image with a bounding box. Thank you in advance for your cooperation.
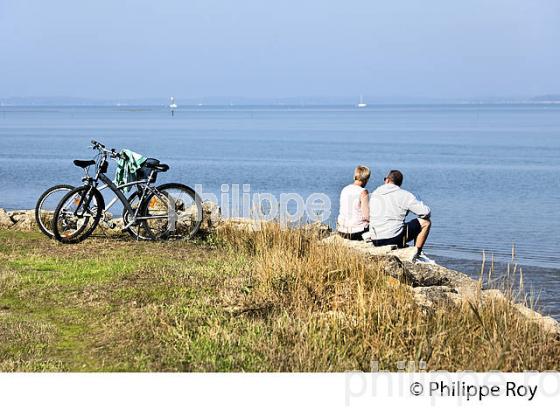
[336,165,370,240]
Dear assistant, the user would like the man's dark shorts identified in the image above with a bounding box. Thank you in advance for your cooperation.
[372,219,423,248]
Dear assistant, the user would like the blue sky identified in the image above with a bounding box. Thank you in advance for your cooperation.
[1,0,559,100]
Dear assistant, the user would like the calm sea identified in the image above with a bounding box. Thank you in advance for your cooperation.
[0,104,559,317]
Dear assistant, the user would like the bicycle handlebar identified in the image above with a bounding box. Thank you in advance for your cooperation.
[90,139,105,149]
[90,140,120,158]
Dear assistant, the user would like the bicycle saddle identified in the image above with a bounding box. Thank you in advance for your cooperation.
[73,159,96,168]
[144,158,169,172]
[154,164,169,172]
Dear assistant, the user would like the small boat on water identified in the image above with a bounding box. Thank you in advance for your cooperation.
[169,97,178,116]
[357,95,367,108]
[169,97,178,109]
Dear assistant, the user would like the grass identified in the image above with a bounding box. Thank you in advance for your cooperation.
[0,227,559,371]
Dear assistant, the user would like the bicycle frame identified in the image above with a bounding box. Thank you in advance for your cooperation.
[96,174,172,226]
[70,141,179,232]
[98,180,139,213]
[97,173,137,219]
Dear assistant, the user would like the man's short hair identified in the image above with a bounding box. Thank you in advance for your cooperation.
[385,170,403,186]
[354,165,371,183]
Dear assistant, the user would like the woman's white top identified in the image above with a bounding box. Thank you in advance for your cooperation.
[337,183,368,233]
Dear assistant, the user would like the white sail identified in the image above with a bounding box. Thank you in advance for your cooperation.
[357,95,367,108]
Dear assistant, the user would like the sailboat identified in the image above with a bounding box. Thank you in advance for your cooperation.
[169,97,177,116]
[357,95,367,108]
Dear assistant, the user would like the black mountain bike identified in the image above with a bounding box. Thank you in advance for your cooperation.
[52,140,203,244]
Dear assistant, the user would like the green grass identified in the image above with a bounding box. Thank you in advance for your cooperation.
[0,227,559,372]
[0,229,241,371]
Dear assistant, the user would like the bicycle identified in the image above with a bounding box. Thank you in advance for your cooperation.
[51,140,203,244]
[36,182,145,238]
[36,177,160,239]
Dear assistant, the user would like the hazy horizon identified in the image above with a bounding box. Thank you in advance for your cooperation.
[2,95,560,106]
[1,0,559,100]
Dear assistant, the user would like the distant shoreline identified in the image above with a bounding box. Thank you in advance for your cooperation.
[1,101,560,108]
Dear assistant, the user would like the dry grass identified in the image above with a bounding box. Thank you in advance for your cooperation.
[211,224,560,371]
[0,226,559,371]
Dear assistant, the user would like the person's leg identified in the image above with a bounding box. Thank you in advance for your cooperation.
[403,218,431,252]
[407,218,431,252]
[372,234,402,248]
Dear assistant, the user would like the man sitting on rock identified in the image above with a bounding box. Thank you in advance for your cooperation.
[368,170,435,264]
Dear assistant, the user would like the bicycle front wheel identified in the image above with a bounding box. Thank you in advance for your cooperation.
[35,184,75,238]
[123,190,152,241]
[52,186,104,244]
[140,183,203,240]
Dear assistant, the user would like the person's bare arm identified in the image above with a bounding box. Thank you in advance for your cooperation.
[360,190,370,222]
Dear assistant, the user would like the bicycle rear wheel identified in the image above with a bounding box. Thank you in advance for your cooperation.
[140,183,203,240]
[52,186,104,244]
[35,184,75,238]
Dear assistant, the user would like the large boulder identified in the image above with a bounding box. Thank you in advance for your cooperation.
[8,210,37,231]
[401,259,480,296]
[0,208,15,228]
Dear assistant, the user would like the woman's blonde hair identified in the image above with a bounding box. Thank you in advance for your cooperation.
[354,165,371,183]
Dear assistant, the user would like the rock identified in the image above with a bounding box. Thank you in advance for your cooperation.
[217,217,264,232]
[413,286,461,312]
[380,255,420,285]
[512,303,560,335]
[391,247,418,262]
[96,217,126,236]
[481,289,560,335]
[200,201,221,232]
[8,210,36,231]
[323,235,479,290]
[0,208,15,228]
[321,234,396,256]
[402,261,480,294]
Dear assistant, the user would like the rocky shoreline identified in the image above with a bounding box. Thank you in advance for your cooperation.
[322,234,560,335]
[0,202,221,234]
[1,206,559,336]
